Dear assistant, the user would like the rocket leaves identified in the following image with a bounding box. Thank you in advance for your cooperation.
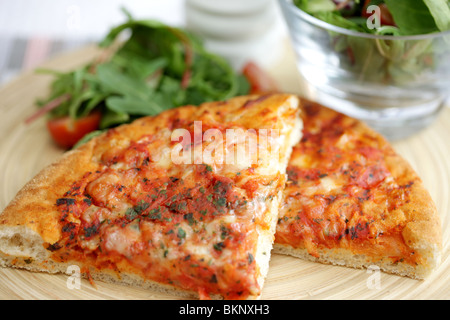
[34,11,250,131]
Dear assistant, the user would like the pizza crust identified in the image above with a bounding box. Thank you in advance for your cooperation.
[273,243,436,280]
[0,141,97,245]
[0,93,302,299]
[274,99,442,279]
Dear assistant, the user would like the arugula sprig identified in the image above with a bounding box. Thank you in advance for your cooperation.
[32,13,250,131]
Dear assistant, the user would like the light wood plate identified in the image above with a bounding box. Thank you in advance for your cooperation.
[0,44,448,300]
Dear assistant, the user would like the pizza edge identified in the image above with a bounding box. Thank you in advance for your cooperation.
[273,99,442,280]
[0,94,302,299]
[383,140,442,278]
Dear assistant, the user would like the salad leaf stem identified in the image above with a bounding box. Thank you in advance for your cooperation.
[31,12,250,131]
[25,93,71,124]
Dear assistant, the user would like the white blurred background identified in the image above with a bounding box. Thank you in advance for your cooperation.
[0,0,286,85]
[0,0,186,38]
[0,0,185,84]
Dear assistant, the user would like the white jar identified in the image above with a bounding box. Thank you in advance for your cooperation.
[185,0,285,70]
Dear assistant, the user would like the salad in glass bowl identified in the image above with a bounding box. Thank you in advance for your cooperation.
[292,0,450,84]
[279,0,450,139]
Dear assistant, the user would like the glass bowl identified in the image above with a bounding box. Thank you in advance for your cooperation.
[278,0,450,140]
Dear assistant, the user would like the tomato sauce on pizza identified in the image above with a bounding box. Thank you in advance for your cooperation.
[41,94,301,299]
[275,101,421,266]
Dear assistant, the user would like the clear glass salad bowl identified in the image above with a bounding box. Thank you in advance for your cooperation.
[278,0,450,140]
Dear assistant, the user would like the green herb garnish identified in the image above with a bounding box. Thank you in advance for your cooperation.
[33,8,250,146]
[177,227,186,239]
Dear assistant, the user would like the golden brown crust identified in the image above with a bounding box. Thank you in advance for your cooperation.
[0,93,302,299]
[383,153,442,254]
[0,142,98,244]
[353,108,442,256]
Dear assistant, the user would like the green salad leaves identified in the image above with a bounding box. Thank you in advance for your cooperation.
[294,0,450,36]
[33,11,250,133]
[293,0,450,85]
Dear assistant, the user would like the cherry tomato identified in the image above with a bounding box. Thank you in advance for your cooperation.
[362,0,396,27]
[242,62,279,95]
[46,111,101,149]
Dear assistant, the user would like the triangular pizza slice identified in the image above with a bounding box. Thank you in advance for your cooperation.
[0,94,302,299]
[274,99,442,279]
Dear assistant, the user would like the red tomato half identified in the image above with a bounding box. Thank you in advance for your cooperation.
[46,112,101,149]
[242,62,279,95]
[362,1,396,27]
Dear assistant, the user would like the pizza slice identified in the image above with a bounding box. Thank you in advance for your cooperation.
[0,94,302,299]
[274,99,442,279]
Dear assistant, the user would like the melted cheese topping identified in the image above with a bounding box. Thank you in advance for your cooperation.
[51,94,301,299]
[276,101,419,265]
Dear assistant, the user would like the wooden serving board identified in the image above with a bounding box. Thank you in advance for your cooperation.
[0,44,448,300]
